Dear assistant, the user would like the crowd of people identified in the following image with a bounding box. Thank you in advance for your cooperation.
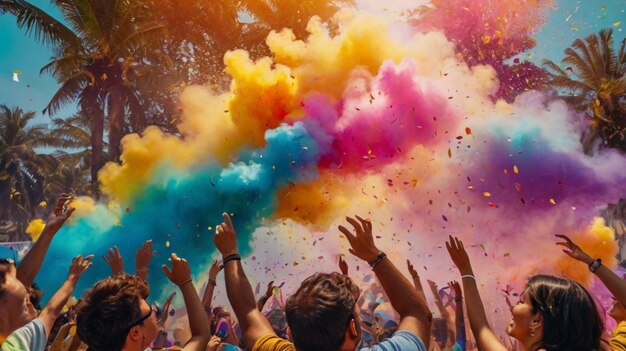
[1,195,625,351]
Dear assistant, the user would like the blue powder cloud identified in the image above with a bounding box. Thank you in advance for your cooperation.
[36,122,322,301]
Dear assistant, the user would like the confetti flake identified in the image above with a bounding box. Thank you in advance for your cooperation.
[613,21,621,27]
[549,198,557,205]
[513,165,519,174]
[12,70,21,82]
[166,241,170,248]
[465,127,472,135]
[483,192,491,197]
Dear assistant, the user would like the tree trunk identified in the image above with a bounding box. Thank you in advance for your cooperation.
[82,87,103,196]
[107,86,125,161]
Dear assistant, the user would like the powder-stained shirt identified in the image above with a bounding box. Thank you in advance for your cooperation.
[1,318,47,351]
[611,321,626,351]
[252,330,427,351]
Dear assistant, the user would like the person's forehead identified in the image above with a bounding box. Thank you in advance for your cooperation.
[3,274,27,296]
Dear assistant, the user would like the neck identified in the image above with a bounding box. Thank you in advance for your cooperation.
[523,340,543,351]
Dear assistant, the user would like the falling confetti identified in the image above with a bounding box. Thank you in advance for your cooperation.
[12,70,21,82]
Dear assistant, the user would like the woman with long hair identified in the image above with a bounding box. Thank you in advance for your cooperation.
[445,236,607,351]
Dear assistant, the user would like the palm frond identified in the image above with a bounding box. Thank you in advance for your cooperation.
[43,71,93,115]
[10,0,80,47]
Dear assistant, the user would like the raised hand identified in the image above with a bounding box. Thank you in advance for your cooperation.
[263,281,275,299]
[102,246,124,275]
[208,259,223,280]
[338,254,349,275]
[555,234,593,264]
[44,194,76,235]
[407,259,419,278]
[445,236,473,275]
[338,215,380,263]
[136,240,156,270]
[68,254,93,281]
[213,213,238,257]
[162,253,192,287]
[448,280,462,297]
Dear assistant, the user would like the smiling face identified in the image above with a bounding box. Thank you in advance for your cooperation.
[608,298,626,323]
[0,264,37,338]
[506,291,542,343]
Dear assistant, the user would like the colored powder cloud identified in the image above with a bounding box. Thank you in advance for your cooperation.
[28,8,624,330]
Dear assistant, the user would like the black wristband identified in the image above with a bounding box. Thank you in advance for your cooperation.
[368,252,387,269]
[223,254,241,266]
[588,258,602,273]
[178,278,193,287]
[208,279,217,287]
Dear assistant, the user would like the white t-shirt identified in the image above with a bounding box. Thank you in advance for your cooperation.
[1,318,47,351]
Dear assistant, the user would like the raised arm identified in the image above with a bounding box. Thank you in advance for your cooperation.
[257,281,274,312]
[556,234,626,306]
[161,253,210,351]
[17,195,75,286]
[102,246,124,276]
[446,236,507,351]
[213,213,276,348]
[202,259,222,311]
[407,259,428,303]
[135,240,155,281]
[39,254,92,337]
[339,215,432,348]
[449,280,467,351]
[428,280,455,348]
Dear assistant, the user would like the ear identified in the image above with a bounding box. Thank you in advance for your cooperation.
[286,326,292,339]
[127,325,142,342]
[531,312,543,329]
[348,318,358,337]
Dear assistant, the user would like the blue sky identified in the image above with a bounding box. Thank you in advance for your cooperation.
[0,0,624,125]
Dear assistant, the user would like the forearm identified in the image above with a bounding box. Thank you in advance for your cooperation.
[594,265,626,306]
[202,283,215,308]
[49,323,72,351]
[460,273,506,351]
[455,300,467,350]
[224,261,260,326]
[179,282,210,340]
[41,277,77,335]
[223,258,275,347]
[16,230,54,286]
[428,283,454,345]
[374,259,431,328]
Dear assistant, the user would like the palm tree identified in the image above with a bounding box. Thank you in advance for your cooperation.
[543,29,626,154]
[7,0,166,187]
[45,112,97,196]
[0,105,59,238]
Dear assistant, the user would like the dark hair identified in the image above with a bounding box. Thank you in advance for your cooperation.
[0,259,11,298]
[76,274,149,351]
[285,272,360,351]
[525,275,605,351]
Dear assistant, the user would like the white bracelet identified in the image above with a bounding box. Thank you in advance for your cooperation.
[461,274,476,280]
